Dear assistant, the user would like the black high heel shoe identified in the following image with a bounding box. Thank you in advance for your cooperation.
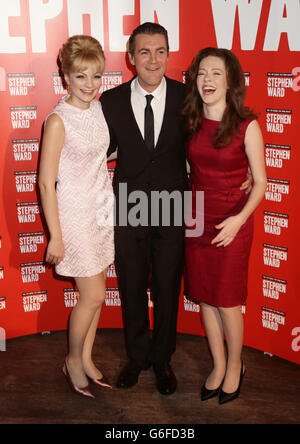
[219,362,245,405]
[201,382,223,401]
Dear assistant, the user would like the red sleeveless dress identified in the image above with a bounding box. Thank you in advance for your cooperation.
[184,117,254,307]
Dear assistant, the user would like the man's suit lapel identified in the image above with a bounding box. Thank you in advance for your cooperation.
[120,79,149,152]
[155,77,175,152]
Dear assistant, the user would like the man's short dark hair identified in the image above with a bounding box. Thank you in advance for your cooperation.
[128,22,169,55]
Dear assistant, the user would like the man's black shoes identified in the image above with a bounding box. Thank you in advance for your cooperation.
[116,364,141,389]
[117,362,177,395]
[153,363,177,395]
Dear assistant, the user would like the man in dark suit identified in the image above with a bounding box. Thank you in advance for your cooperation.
[101,22,187,395]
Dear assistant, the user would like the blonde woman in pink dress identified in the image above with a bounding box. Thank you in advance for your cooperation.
[39,35,114,398]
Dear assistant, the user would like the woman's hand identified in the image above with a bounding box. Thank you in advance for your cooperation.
[211,215,245,248]
[46,238,65,266]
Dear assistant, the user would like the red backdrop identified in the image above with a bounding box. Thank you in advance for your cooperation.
[0,0,299,365]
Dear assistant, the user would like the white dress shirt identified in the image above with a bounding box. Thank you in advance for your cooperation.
[131,77,167,147]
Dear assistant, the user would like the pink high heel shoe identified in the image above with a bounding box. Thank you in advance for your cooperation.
[62,361,95,399]
[88,374,112,389]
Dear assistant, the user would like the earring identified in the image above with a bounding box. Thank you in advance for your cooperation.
[66,85,71,95]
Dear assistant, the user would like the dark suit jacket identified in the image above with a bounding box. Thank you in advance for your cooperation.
[101,76,188,196]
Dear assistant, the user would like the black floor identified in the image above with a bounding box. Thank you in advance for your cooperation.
[0,329,299,424]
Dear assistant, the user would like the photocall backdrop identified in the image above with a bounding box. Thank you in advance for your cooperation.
[0,0,299,365]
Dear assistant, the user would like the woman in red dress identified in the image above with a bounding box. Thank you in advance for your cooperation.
[182,48,267,404]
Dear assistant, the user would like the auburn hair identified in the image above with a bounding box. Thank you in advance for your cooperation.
[182,47,257,148]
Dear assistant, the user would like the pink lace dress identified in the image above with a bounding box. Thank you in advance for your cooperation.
[47,96,114,277]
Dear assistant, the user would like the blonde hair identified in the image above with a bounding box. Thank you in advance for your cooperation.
[59,35,105,74]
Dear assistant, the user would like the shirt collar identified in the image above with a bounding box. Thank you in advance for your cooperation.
[133,76,166,101]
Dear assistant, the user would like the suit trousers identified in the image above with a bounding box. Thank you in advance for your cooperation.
[115,223,184,370]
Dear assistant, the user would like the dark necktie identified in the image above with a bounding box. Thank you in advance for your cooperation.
[144,94,154,153]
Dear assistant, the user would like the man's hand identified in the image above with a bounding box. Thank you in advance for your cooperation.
[240,167,253,194]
